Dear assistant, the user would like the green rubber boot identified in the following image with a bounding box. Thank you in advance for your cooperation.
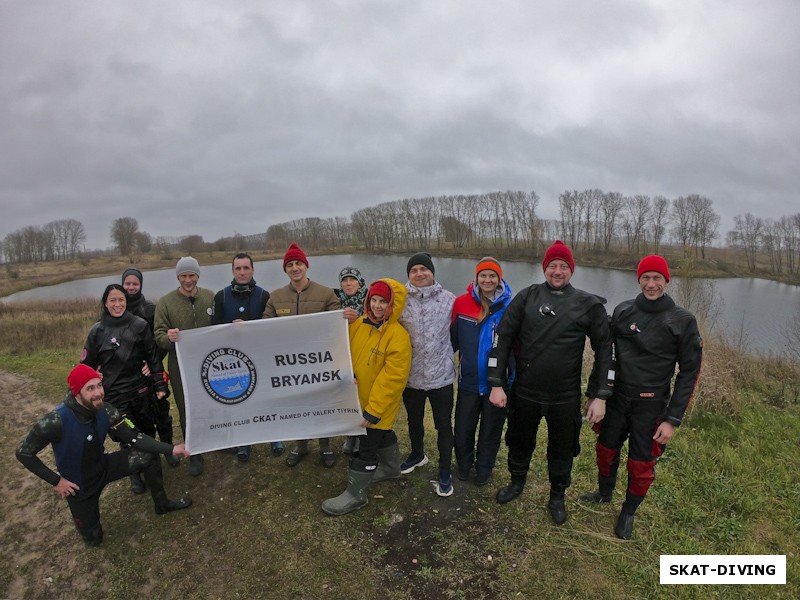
[373,443,402,483]
[321,469,374,516]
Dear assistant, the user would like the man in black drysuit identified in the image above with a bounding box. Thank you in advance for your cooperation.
[487,240,613,525]
[580,255,702,539]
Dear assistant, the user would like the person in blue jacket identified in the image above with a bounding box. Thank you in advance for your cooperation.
[450,257,513,486]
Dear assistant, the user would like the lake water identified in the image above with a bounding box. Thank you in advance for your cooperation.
[4,254,799,356]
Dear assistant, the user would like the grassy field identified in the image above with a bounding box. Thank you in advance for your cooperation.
[1,301,798,599]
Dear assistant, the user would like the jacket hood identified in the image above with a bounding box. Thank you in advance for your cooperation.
[467,279,511,306]
[365,278,406,325]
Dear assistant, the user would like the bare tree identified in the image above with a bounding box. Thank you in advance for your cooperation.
[558,190,581,248]
[689,195,719,259]
[728,213,763,271]
[135,231,152,254]
[598,191,623,251]
[180,235,205,255]
[110,217,140,258]
[622,195,651,254]
[651,196,670,254]
[671,196,693,255]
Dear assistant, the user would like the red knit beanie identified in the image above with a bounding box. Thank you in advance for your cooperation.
[366,281,393,321]
[368,280,392,302]
[637,255,670,283]
[283,242,309,269]
[67,364,102,397]
[475,256,503,280]
[542,240,575,272]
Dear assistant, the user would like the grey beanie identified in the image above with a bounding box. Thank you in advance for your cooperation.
[406,252,435,276]
[176,256,201,277]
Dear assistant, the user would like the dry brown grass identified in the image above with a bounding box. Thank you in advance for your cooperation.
[0,298,98,354]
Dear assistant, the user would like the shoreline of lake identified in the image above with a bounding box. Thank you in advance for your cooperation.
[2,245,798,299]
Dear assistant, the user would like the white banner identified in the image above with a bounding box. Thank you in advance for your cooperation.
[176,310,364,454]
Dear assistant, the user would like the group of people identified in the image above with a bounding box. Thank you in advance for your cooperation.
[16,240,702,546]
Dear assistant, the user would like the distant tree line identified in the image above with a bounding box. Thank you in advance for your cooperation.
[727,213,800,275]
[2,219,86,263]
[3,191,799,277]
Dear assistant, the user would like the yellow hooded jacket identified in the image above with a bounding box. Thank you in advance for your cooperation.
[349,278,411,430]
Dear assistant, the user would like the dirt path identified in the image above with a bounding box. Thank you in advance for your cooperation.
[0,370,97,599]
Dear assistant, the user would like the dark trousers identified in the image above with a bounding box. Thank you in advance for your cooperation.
[107,384,156,438]
[505,393,581,495]
[454,390,506,474]
[595,393,665,500]
[351,429,398,472]
[66,449,165,543]
[152,394,174,443]
[403,385,454,470]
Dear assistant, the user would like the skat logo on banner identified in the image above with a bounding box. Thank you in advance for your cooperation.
[201,348,257,405]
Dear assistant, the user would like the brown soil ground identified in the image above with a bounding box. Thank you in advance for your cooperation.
[0,370,99,599]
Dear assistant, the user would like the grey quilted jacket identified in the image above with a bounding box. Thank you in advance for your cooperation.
[400,281,456,390]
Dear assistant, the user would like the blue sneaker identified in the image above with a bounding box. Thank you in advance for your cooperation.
[400,453,429,474]
[434,469,453,497]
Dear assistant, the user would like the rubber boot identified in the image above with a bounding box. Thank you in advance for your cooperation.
[143,456,193,515]
[373,443,402,482]
[129,472,146,494]
[321,469,375,516]
[496,477,526,504]
[548,490,567,525]
[188,454,204,476]
[580,473,616,503]
[78,523,103,547]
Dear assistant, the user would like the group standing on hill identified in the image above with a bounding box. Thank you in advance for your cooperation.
[15,241,701,544]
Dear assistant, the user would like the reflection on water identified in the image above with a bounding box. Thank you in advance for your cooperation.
[4,254,799,355]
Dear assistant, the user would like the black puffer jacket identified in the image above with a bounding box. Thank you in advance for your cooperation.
[81,311,168,402]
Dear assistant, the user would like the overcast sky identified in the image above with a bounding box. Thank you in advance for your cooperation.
[1,1,797,250]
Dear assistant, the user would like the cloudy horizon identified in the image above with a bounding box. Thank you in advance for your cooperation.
[2,1,797,250]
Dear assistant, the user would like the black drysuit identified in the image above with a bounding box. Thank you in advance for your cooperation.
[488,282,613,495]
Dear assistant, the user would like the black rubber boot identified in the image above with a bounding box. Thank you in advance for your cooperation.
[615,491,645,539]
[143,454,193,515]
[129,472,146,495]
[188,454,204,476]
[496,478,526,504]
[579,474,616,503]
[615,510,635,539]
[78,523,103,546]
[548,491,567,525]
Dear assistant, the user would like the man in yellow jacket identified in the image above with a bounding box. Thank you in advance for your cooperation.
[322,279,411,516]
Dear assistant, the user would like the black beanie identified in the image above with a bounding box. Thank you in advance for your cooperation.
[406,252,435,276]
[122,268,144,287]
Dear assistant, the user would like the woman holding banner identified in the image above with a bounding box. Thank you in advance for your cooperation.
[322,279,411,516]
